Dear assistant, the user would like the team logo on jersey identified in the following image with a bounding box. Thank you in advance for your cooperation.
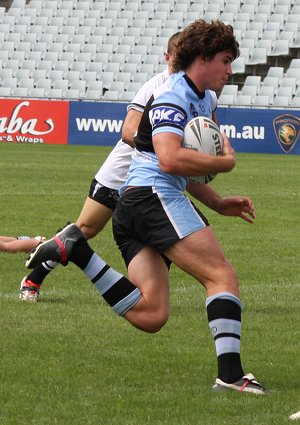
[273,114,300,153]
[189,103,198,117]
[198,104,206,114]
[149,106,186,129]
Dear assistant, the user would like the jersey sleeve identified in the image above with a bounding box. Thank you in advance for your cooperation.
[150,93,188,138]
[127,70,169,113]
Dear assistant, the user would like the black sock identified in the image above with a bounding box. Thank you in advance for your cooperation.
[206,292,244,383]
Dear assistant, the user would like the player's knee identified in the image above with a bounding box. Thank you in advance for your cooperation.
[204,260,239,293]
[140,310,169,333]
[125,305,169,333]
[77,224,97,240]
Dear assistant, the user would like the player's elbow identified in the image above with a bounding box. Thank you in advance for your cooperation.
[158,158,178,174]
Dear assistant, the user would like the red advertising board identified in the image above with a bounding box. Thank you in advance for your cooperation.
[0,99,69,144]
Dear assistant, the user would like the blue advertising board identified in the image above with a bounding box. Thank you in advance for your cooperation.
[68,101,128,146]
[68,100,300,154]
[216,107,300,155]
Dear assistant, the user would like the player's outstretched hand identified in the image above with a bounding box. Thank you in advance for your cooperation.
[216,195,256,223]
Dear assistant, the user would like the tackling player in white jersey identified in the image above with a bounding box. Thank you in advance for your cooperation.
[19,32,182,301]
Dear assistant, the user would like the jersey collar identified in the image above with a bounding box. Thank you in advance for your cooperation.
[183,74,205,99]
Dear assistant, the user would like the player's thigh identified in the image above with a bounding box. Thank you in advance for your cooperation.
[127,246,170,315]
[164,226,238,295]
[76,197,112,239]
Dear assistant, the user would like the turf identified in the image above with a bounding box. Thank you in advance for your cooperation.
[0,143,299,424]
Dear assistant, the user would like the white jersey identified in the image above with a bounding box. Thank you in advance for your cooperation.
[95,69,171,190]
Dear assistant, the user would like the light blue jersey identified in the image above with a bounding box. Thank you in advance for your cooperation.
[121,71,217,193]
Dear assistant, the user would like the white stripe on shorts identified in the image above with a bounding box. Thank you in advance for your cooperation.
[153,187,207,239]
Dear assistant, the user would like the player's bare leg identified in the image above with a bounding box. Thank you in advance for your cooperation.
[164,227,265,394]
[75,197,113,240]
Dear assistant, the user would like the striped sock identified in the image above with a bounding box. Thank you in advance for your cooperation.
[26,261,59,285]
[206,291,244,383]
[70,239,141,316]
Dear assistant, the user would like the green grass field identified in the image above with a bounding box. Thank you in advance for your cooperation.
[0,143,299,425]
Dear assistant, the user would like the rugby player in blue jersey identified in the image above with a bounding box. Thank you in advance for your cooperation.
[25,20,265,394]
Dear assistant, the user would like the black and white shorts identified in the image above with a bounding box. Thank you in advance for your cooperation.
[88,178,119,211]
[113,186,209,267]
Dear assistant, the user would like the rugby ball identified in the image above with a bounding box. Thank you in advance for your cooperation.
[183,116,223,184]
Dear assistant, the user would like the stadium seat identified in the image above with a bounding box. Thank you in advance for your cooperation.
[119,91,136,101]
[291,97,300,107]
[131,72,149,84]
[86,80,103,94]
[104,62,121,75]
[2,77,18,90]
[240,38,255,50]
[36,79,52,91]
[264,21,281,36]
[102,90,119,101]
[256,39,273,55]
[259,86,275,101]
[22,51,42,66]
[71,61,87,73]
[253,95,271,106]
[70,80,86,95]
[289,59,300,69]
[15,68,30,80]
[240,3,256,18]
[64,88,81,99]
[276,86,293,102]
[11,87,29,97]
[85,89,103,100]
[0,68,15,79]
[266,67,284,79]
[241,85,258,100]
[280,77,298,95]
[0,87,12,97]
[235,94,252,105]
[269,40,290,58]
[262,76,280,94]
[218,94,235,105]
[285,68,300,84]
[273,96,290,106]
[248,21,264,38]
[292,32,300,48]
[18,78,35,91]
[110,81,126,93]
[247,47,267,65]
[120,63,138,75]
[231,57,245,74]
[87,62,104,75]
[117,72,132,84]
[221,84,239,97]
[79,71,97,83]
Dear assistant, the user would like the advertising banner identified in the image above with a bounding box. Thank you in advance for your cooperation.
[0,99,69,144]
[0,98,299,155]
[218,107,300,155]
[68,101,128,146]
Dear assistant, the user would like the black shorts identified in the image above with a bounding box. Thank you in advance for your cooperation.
[88,178,119,211]
[112,186,209,267]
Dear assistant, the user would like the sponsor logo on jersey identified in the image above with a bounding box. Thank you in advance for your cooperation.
[149,106,186,129]
[273,114,299,153]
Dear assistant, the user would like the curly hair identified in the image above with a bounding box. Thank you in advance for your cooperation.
[172,20,240,72]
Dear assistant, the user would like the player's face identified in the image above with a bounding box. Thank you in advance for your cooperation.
[204,51,233,92]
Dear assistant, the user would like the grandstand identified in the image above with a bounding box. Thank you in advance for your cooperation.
[0,0,299,105]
